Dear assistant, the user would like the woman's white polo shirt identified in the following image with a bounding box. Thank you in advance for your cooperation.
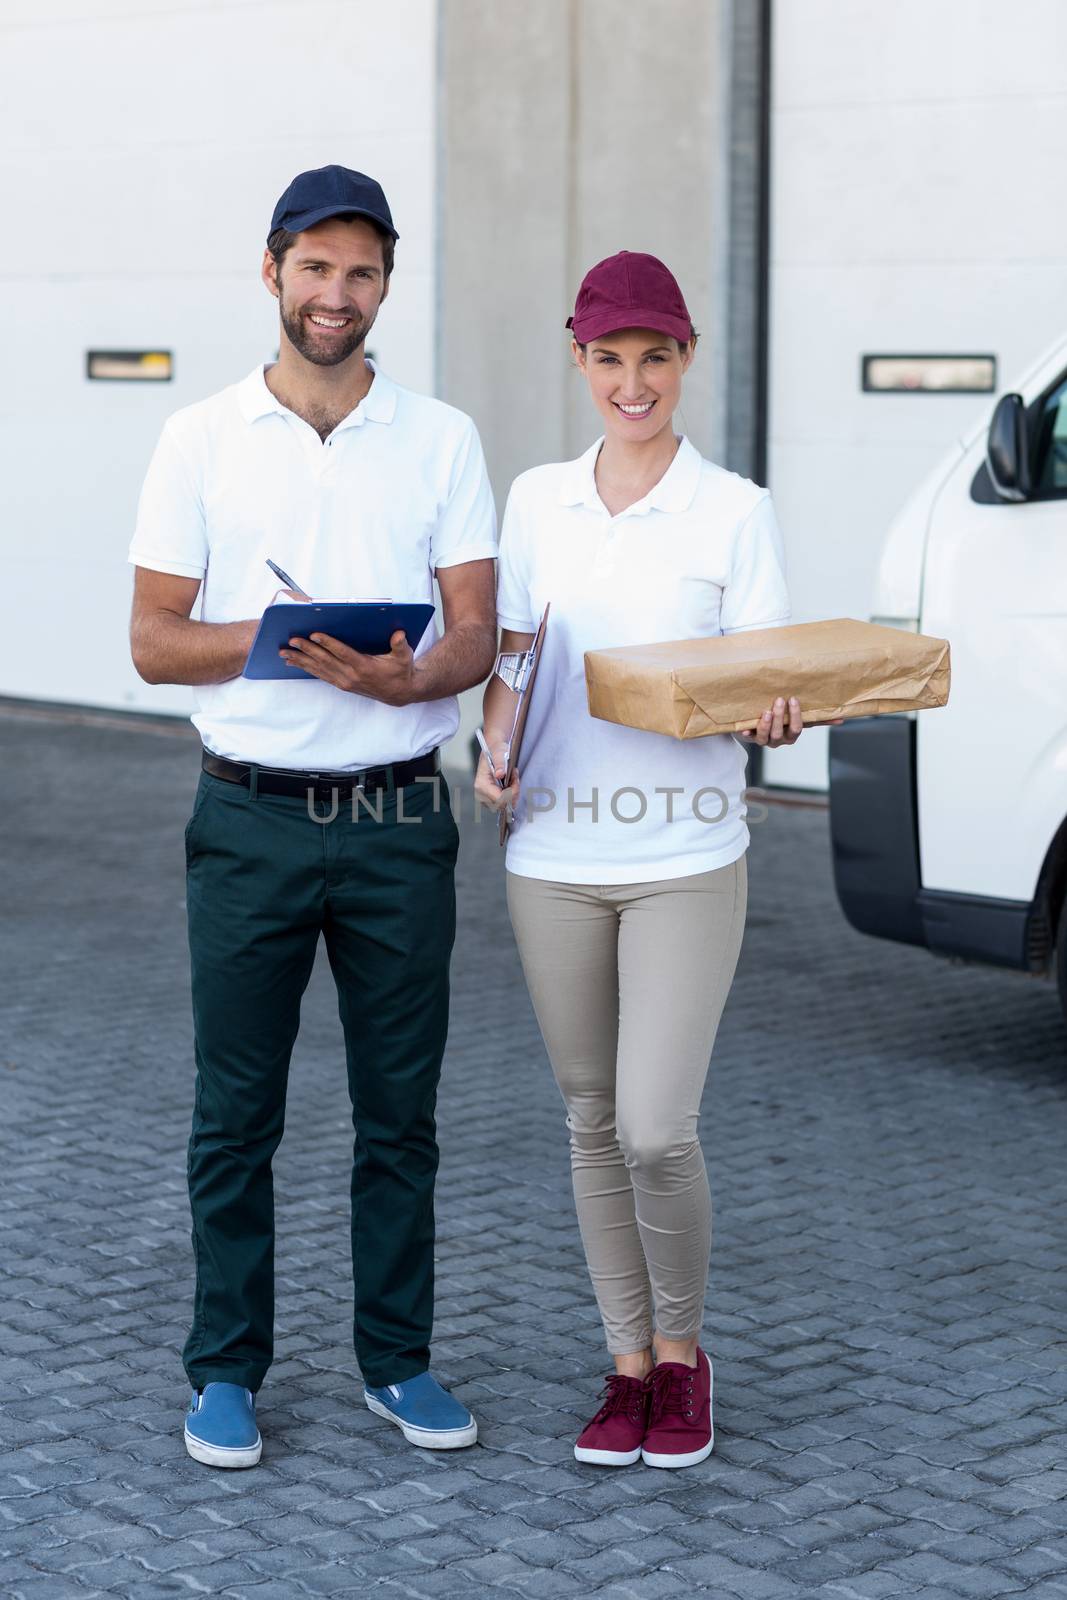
[496,436,791,884]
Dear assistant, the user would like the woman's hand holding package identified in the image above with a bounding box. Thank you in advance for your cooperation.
[738,696,845,747]
[738,695,804,748]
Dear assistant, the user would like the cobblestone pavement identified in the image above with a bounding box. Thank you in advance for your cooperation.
[2,705,1067,1600]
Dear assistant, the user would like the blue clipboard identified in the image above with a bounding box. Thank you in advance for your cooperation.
[242,602,435,681]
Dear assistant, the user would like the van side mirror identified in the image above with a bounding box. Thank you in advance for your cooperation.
[986,393,1031,502]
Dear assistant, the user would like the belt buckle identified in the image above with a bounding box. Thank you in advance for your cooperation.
[305,771,338,807]
[305,769,366,806]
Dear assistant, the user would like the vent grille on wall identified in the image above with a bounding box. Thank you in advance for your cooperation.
[862,355,995,394]
[87,350,173,381]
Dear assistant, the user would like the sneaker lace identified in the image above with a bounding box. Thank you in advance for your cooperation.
[645,1363,696,1426]
[592,1374,646,1424]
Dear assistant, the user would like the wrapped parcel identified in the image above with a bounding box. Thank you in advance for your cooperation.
[584,618,950,739]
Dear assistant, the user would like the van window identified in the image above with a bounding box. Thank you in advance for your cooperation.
[1031,376,1067,498]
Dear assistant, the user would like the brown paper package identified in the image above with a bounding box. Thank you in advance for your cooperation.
[584,618,951,739]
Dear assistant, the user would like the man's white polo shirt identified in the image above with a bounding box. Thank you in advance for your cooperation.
[129,363,497,770]
[496,436,791,884]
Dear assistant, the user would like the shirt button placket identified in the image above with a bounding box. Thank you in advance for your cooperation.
[593,511,617,576]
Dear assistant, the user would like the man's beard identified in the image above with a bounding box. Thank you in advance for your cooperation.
[280,296,373,367]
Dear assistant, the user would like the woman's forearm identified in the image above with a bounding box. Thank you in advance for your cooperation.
[482,671,518,749]
[481,629,536,750]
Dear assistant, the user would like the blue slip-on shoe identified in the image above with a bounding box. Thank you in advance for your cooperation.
[364,1371,478,1449]
[184,1382,262,1468]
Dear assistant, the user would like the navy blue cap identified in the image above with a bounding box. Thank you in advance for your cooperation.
[269,165,399,241]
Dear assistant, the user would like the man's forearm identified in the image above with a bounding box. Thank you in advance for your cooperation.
[131,612,258,686]
[409,620,497,703]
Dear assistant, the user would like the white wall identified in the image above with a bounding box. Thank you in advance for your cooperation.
[764,0,1067,789]
[1,0,436,716]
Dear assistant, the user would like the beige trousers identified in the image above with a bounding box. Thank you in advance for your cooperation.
[506,857,747,1353]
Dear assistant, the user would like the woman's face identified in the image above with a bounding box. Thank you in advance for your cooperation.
[574,327,693,444]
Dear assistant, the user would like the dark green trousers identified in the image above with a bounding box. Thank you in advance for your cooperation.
[182,766,458,1392]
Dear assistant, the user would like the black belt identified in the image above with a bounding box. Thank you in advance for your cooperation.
[202,747,441,803]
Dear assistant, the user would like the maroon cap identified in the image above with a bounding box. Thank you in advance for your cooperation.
[566,251,692,344]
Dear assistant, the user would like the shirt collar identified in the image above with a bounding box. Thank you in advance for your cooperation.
[558,434,702,517]
[236,358,398,429]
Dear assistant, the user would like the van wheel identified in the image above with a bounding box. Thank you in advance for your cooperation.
[1057,897,1067,1028]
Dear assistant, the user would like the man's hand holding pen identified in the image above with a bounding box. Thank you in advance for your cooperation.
[265,558,421,705]
[281,629,419,706]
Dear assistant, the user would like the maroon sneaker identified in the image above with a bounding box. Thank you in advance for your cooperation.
[574,1374,649,1466]
[641,1348,714,1468]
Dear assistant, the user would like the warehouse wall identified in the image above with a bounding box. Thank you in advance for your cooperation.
[1,0,437,715]
[763,0,1067,789]
[437,0,766,501]
[17,0,1060,791]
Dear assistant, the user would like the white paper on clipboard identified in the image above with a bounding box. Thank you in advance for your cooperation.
[494,604,550,846]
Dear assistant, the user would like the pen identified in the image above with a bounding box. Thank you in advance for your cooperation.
[475,727,506,789]
[266,559,311,600]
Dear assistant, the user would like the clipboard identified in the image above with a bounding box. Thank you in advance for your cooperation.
[243,601,435,680]
[494,604,550,844]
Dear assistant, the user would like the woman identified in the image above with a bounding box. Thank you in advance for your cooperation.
[476,251,807,1470]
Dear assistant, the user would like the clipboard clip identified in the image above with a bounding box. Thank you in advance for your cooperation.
[492,648,536,694]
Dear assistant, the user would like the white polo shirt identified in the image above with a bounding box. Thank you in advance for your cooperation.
[497,436,791,884]
[129,363,497,770]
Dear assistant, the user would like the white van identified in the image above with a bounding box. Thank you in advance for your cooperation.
[829,335,1067,1024]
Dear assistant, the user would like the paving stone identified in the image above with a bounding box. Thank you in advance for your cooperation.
[880,1549,1028,1596]
[1,712,1066,1598]
[590,1574,693,1600]
[664,1548,807,1596]
[559,1544,654,1584]
[820,1573,924,1598]
[997,1544,1067,1582]
[697,1529,797,1565]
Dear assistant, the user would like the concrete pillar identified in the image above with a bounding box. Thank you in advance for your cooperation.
[438,0,768,502]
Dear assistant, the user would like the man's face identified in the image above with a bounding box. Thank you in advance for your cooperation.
[262,216,390,368]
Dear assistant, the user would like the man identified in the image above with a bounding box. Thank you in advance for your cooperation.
[129,165,497,1467]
